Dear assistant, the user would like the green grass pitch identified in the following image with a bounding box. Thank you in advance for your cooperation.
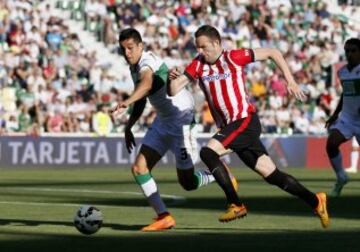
[0,168,359,252]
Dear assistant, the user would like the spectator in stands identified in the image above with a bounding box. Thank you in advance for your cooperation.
[1,0,359,136]
[46,109,64,133]
[5,115,19,132]
[92,103,113,137]
[18,104,31,133]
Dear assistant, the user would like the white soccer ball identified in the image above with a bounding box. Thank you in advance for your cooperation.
[74,205,103,235]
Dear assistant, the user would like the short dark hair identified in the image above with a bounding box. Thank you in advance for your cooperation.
[119,28,142,43]
[195,25,221,43]
[345,38,360,50]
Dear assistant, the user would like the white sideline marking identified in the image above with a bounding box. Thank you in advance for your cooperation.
[0,187,186,206]
[7,187,186,200]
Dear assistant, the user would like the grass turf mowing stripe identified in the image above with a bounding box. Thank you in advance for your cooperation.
[0,200,124,209]
[1,187,187,205]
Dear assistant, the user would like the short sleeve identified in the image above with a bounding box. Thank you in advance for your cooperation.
[184,57,202,81]
[229,48,254,66]
[138,53,158,73]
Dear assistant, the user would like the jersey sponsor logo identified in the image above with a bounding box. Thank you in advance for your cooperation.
[201,72,231,82]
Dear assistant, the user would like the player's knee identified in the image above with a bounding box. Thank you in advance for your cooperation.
[255,155,276,177]
[326,139,339,158]
[131,164,148,176]
[177,170,197,191]
[179,179,197,191]
[200,147,213,161]
[131,164,141,175]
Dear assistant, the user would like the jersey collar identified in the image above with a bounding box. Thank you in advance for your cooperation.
[206,50,224,65]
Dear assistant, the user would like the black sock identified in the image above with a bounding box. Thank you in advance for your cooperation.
[200,147,242,205]
[265,169,318,208]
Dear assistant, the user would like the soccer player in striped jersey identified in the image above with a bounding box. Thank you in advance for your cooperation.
[169,25,329,228]
[112,28,237,231]
[325,38,360,197]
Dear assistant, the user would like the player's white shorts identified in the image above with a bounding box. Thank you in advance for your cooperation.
[330,116,360,144]
[142,113,198,170]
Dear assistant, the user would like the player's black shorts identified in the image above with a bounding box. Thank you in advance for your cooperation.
[213,112,268,169]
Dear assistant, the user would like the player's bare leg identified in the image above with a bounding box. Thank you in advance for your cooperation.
[132,145,175,231]
[326,130,349,197]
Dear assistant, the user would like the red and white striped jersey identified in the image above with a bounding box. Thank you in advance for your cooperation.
[184,49,256,128]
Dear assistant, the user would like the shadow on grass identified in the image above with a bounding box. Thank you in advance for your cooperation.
[1,177,359,188]
[1,174,359,222]
[0,228,359,252]
[0,218,142,231]
[60,195,360,219]
[0,194,359,220]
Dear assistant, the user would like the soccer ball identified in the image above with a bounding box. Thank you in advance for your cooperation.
[74,205,103,235]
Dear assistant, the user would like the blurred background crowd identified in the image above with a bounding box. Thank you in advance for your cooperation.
[0,0,359,136]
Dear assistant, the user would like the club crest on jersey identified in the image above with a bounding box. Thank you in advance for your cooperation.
[202,72,231,82]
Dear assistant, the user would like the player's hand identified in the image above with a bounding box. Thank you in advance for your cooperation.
[287,83,306,101]
[169,67,181,80]
[111,102,127,117]
[124,127,136,153]
[325,115,337,129]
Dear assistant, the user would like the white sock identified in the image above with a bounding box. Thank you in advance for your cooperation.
[330,153,348,181]
[135,174,167,216]
[351,150,359,169]
[195,170,215,188]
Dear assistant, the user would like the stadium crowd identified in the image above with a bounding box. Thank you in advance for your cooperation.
[0,0,359,136]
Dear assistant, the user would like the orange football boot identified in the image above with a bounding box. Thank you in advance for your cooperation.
[141,213,176,231]
[219,203,247,222]
[315,192,330,228]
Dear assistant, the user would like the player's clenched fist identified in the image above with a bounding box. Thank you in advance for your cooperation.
[111,102,128,117]
[169,67,181,80]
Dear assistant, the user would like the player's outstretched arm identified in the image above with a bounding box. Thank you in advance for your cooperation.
[124,68,153,106]
[253,48,306,101]
[167,73,190,96]
[126,98,147,130]
[111,68,153,116]
[124,98,147,153]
